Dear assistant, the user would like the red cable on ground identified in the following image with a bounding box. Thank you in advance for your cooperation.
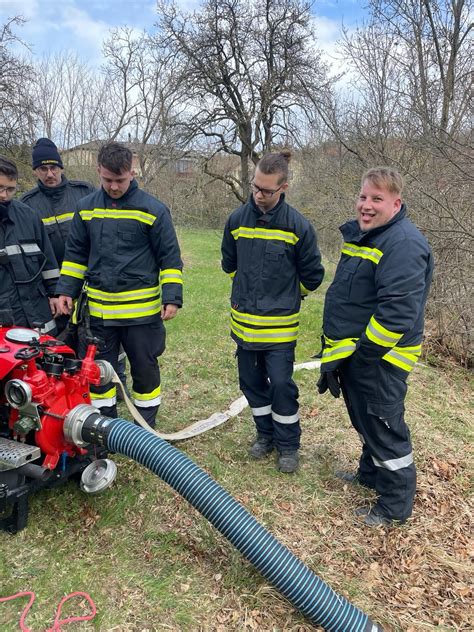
[0,590,97,631]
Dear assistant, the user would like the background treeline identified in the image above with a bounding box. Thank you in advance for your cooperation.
[1,0,472,366]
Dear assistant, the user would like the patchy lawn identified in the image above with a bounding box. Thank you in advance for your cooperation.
[1,228,472,631]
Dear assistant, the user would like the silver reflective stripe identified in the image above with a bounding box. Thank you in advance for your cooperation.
[366,320,397,344]
[252,405,272,416]
[358,432,365,444]
[91,397,116,408]
[118,351,126,361]
[133,395,161,408]
[5,243,41,255]
[323,344,356,359]
[372,452,414,471]
[42,268,60,280]
[385,349,417,369]
[272,411,299,424]
[231,321,297,341]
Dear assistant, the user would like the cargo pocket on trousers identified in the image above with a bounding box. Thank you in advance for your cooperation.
[367,400,406,434]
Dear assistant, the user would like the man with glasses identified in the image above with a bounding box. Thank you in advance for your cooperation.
[0,155,60,333]
[21,139,95,273]
[221,151,324,473]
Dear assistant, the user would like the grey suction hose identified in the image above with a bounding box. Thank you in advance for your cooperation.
[67,409,383,632]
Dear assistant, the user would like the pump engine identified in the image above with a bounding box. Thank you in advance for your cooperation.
[0,325,116,532]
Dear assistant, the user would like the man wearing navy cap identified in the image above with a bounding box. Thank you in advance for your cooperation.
[21,139,95,277]
[21,139,129,394]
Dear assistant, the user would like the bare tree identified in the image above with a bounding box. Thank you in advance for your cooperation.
[99,27,188,187]
[297,0,473,364]
[30,53,97,149]
[156,0,333,201]
[0,17,36,148]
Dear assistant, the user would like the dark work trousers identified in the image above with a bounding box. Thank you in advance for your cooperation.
[79,317,166,427]
[339,354,416,521]
[237,347,301,452]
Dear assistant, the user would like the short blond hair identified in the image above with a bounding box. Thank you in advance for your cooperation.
[361,167,403,196]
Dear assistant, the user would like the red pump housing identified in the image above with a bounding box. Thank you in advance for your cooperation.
[0,327,104,469]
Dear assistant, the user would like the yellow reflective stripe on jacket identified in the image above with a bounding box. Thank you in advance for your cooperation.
[323,335,422,372]
[383,345,422,372]
[160,268,183,285]
[61,260,87,279]
[366,315,403,348]
[231,308,299,327]
[321,336,358,364]
[231,320,299,344]
[341,242,383,265]
[80,208,156,226]
[88,298,161,319]
[231,226,299,246]
[42,212,74,226]
[86,285,160,302]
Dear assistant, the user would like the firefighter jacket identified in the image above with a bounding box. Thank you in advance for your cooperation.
[322,205,434,374]
[21,176,95,266]
[0,200,60,333]
[56,180,183,326]
[221,194,324,350]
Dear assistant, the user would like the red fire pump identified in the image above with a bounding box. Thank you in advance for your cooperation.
[0,325,117,533]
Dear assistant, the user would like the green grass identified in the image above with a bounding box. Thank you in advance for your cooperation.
[0,227,472,631]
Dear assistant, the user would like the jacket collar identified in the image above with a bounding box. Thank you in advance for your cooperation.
[37,174,68,198]
[340,204,407,243]
[102,178,138,205]
[249,192,286,220]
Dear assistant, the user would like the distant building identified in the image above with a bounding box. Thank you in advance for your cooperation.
[62,141,200,178]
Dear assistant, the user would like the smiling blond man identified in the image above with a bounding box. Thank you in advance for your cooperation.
[318,167,434,526]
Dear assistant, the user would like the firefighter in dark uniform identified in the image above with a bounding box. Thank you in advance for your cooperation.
[20,138,95,337]
[222,151,324,473]
[56,142,183,427]
[318,167,434,526]
[0,156,60,333]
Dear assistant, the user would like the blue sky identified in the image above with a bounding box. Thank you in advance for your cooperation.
[2,0,367,66]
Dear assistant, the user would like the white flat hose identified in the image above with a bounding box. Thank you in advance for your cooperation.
[112,359,321,442]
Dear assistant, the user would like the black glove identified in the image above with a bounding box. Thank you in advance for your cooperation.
[317,370,341,398]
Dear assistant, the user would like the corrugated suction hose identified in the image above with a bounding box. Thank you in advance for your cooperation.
[96,419,383,631]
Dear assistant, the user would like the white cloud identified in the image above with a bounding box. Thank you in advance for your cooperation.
[0,0,39,21]
[311,14,358,82]
[58,5,111,57]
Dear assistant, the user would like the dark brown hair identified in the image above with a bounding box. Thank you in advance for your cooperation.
[98,142,133,174]
[0,156,18,180]
[257,150,292,184]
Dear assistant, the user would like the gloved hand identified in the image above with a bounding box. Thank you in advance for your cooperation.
[317,370,341,398]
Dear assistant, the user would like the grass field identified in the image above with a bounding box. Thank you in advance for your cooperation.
[0,227,472,631]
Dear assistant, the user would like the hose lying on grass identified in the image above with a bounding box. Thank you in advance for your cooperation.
[67,409,384,632]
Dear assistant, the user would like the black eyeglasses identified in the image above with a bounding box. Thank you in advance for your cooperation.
[250,181,283,197]
[0,185,17,195]
[37,165,61,174]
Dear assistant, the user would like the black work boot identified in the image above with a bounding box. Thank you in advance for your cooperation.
[335,470,375,489]
[250,437,274,459]
[354,505,404,527]
[277,450,299,473]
